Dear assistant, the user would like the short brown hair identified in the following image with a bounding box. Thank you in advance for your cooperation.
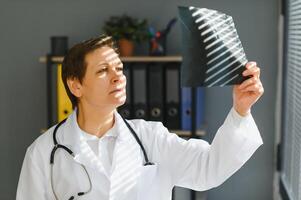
[62,35,118,109]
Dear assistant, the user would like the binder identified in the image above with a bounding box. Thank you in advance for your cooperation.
[57,64,72,122]
[196,87,205,128]
[181,87,205,130]
[47,59,58,126]
[147,63,164,121]
[117,63,132,118]
[132,64,148,119]
[165,64,180,129]
[181,87,192,130]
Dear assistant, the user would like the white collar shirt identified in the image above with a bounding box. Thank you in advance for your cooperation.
[80,116,118,175]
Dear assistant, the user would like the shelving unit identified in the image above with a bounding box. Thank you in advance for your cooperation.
[39,55,206,137]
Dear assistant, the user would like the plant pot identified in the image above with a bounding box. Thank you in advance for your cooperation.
[118,39,134,57]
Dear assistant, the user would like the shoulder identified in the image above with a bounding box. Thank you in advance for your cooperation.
[125,119,183,165]
[126,118,176,145]
[25,125,56,165]
[128,118,164,129]
[127,119,168,135]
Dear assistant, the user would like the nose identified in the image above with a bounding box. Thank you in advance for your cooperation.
[111,70,124,84]
[111,74,126,89]
[112,76,120,84]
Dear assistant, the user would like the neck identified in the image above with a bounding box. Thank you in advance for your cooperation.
[76,104,115,138]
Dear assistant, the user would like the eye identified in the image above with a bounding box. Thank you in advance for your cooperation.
[116,62,123,71]
[97,68,108,74]
[117,66,123,71]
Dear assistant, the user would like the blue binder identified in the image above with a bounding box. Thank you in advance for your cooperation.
[181,87,191,130]
[181,87,205,130]
[196,87,205,129]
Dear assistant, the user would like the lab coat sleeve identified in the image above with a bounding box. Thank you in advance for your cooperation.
[154,107,263,191]
[16,148,47,200]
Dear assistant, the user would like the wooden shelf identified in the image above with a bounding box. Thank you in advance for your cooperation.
[39,56,182,63]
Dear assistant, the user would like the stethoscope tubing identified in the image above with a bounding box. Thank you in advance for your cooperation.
[50,116,153,200]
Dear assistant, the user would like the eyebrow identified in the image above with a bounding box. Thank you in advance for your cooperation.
[96,62,108,66]
[95,60,122,68]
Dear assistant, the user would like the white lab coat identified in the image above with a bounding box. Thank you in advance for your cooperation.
[16,107,263,200]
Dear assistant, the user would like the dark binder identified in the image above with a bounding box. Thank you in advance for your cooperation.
[165,64,180,129]
[181,87,205,130]
[132,64,148,119]
[147,63,164,122]
[117,63,132,118]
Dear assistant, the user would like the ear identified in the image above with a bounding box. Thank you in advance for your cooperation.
[66,78,83,98]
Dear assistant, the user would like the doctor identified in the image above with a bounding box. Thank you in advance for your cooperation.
[17,35,264,200]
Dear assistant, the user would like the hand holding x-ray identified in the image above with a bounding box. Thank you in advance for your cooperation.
[233,62,264,116]
[178,6,264,116]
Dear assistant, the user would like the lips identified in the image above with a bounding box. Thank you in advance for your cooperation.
[109,89,123,94]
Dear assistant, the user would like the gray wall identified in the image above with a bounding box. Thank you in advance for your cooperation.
[0,0,278,199]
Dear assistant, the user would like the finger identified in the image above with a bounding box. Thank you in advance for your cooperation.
[242,82,264,94]
[246,61,257,69]
[238,76,258,90]
[243,66,260,78]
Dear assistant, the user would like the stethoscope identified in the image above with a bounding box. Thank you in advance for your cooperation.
[50,116,154,200]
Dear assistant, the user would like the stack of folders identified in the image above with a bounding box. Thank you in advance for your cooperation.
[117,62,205,131]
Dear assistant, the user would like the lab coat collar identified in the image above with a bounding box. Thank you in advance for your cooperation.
[59,108,141,178]
[58,109,156,199]
[80,113,119,141]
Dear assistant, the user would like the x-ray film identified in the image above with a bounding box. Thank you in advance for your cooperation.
[178,6,249,87]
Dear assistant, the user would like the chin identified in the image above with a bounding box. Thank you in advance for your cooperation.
[116,102,126,109]
[112,95,126,107]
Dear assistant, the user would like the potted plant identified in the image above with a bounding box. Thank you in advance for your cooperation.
[103,15,149,56]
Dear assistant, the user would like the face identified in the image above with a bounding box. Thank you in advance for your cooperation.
[70,46,127,109]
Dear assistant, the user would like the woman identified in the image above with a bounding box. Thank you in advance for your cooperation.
[16,35,264,200]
